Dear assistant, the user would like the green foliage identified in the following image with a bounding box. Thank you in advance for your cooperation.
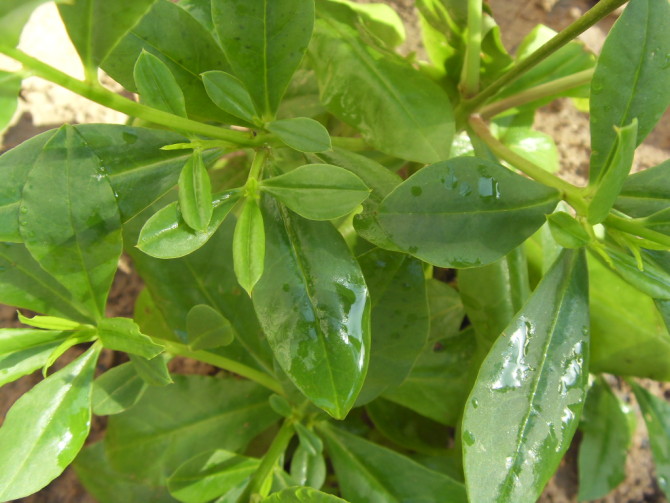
[1,0,670,501]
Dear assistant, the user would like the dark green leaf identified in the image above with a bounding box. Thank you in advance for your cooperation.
[106,375,279,484]
[130,353,172,386]
[98,317,165,359]
[320,424,467,502]
[179,151,213,232]
[92,362,148,416]
[601,247,670,300]
[134,50,188,117]
[19,125,122,320]
[0,71,21,134]
[202,70,259,124]
[186,304,235,350]
[0,0,65,47]
[577,377,634,501]
[589,0,670,181]
[463,250,589,503]
[233,197,265,295]
[213,0,315,118]
[547,211,591,249]
[426,278,464,343]
[267,118,332,153]
[290,444,326,489]
[0,328,68,387]
[0,344,100,501]
[615,159,670,234]
[260,164,369,221]
[263,487,348,503]
[378,157,559,268]
[277,69,324,120]
[252,197,370,418]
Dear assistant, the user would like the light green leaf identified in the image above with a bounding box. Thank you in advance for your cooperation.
[213,0,315,118]
[263,487,348,503]
[378,157,559,268]
[0,71,21,134]
[0,344,100,501]
[134,50,188,117]
[42,330,97,376]
[290,445,326,489]
[0,0,66,48]
[589,0,670,181]
[499,129,559,174]
[600,247,670,300]
[92,362,148,416]
[252,197,370,419]
[186,304,235,351]
[260,164,369,220]
[267,118,332,153]
[0,328,68,387]
[179,151,213,232]
[233,197,265,295]
[294,423,323,456]
[98,317,165,359]
[130,353,173,387]
[202,70,258,124]
[547,211,591,249]
[328,0,405,48]
[17,313,85,331]
[463,250,589,503]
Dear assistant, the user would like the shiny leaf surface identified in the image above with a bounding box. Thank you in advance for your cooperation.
[233,197,265,295]
[179,151,213,232]
[0,328,68,387]
[97,317,165,359]
[266,118,332,153]
[134,50,188,117]
[202,70,258,124]
[92,362,148,416]
[290,444,326,489]
[186,304,235,351]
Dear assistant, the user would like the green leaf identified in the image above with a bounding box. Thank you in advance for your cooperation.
[179,151,214,232]
[290,445,326,489]
[588,120,637,224]
[378,157,559,268]
[98,317,165,359]
[58,0,157,72]
[0,328,68,387]
[600,247,670,300]
[252,197,370,418]
[310,7,454,163]
[179,0,214,32]
[589,0,670,181]
[19,125,123,320]
[92,362,148,416]
[134,50,188,117]
[130,353,173,386]
[632,382,670,498]
[355,249,429,405]
[213,0,315,118]
[42,330,96,376]
[426,278,464,343]
[615,159,670,233]
[0,71,21,134]
[462,250,589,503]
[328,0,406,49]
[0,344,100,501]
[577,377,634,501]
[0,0,66,47]
[168,450,259,503]
[320,424,467,502]
[263,487,348,503]
[106,375,279,484]
[202,71,259,124]
[17,313,85,331]
[267,118,332,153]
[233,197,265,295]
[547,212,591,249]
[294,423,323,456]
[260,164,369,220]
[186,304,235,350]
[137,189,241,259]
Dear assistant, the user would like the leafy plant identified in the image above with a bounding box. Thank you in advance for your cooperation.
[0,0,669,501]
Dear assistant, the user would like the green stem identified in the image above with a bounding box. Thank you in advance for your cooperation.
[1,46,264,146]
[237,418,295,503]
[605,215,670,249]
[459,0,628,115]
[479,68,594,119]
[249,148,269,181]
[331,136,369,151]
[163,341,284,395]
[460,0,482,97]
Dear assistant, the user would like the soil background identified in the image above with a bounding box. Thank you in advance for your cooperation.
[1,1,669,502]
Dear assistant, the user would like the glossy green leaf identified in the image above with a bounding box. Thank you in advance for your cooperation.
[632,382,670,499]
[0,344,100,501]
[102,0,234,122]
[463,250,589,503]
[0,328,68,387]
[186,304,235,350]
[577,377,634,501]
[378,157,559,268]
[294,422,323,456]
[129,353,173,387]
[106,375,279,484]
[600,247,670,300]
[267,118,332,153]
[179,151,213,232]
[426,278,464,343]
[233,197,265,295]
[92,362,148,416]
[310,6,454,163]
[137,189,241,259]
[355,248,429,405]
[547,212,591,249]
[263,487,348,503]
[213,0,315,118]
[589,0,670,181]
[260,164,369,221]
[168,450,259,503]
[134,50,188,117]
[290,445,326,489]
[42,331,96,376]
[320,424,467,502]
[0,0,66,47]
[252,197,370,419]
[0,71,20,134]
[98,317,165,359]
[18,313,84,331]
[588,120,637,224]
[58,0,156,71]
[202,70,259,124]
[615,159,670,233]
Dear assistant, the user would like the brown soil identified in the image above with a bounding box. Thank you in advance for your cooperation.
[1,1,669,502]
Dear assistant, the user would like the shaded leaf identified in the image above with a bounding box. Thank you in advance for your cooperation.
[98,317,165,359]
[129,353,172,387]
[547,212,590,249]
[134,50,188,117]
[186,304,235,351]
[0,0,66,47]
[267,118,332,153]
[263,487,348,502]
[92,362,148,416]
[0,71,21,135]
[0,328,68,387]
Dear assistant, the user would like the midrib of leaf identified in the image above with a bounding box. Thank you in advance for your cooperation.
[83,0,94,69]
[319,17,442,160]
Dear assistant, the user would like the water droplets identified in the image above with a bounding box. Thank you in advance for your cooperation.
[411,186,423,197]
[491,319,535,391]
[463,430,476,446]
[478,176,501,202]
